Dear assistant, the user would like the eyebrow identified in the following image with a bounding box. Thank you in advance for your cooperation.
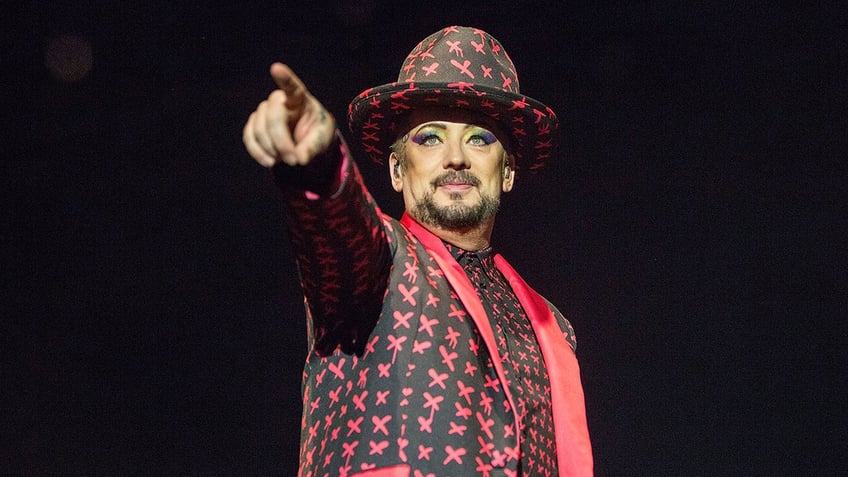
[412,122,490,134]
[412,122,447,134]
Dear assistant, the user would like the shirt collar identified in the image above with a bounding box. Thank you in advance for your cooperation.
[443,241,495,266]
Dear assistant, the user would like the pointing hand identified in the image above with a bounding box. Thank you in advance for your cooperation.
[243,63,336,168]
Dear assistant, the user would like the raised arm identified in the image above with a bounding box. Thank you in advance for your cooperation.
[243,64,391,356]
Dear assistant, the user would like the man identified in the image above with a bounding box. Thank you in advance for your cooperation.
[243,26,592,477]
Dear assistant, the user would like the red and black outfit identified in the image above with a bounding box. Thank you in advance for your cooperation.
[277,136,592,477]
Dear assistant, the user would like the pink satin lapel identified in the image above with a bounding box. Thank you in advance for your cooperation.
[495,255,593,476]
[399,213,592,475]
[400,213,521,438]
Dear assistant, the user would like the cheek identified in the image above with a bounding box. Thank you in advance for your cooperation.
[402,166,433,190]
[402,176,428,198]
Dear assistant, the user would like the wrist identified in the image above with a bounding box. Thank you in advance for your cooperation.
[273,131,343,195]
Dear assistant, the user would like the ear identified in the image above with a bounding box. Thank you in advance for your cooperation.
[389,152,403,192]
[502,156,515,193]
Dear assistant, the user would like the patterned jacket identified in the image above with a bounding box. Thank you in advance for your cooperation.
[279,141,592,477]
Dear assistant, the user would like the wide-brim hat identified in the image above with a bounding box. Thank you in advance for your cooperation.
[348,26,559,172]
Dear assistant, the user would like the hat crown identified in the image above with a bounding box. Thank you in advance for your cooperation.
[348,25,558,171]
[397,26,520,94]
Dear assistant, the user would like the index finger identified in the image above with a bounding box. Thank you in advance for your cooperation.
[270,62,307,113]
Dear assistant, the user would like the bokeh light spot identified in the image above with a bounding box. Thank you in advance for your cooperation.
[45,34,93,82]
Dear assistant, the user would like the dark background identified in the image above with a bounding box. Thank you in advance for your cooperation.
[4,1,846,475]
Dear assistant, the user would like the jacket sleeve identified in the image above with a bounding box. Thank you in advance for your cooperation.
[543,297,578,353]
[274,132,392,356]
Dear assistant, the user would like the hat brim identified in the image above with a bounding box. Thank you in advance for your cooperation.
[348,81,559,171]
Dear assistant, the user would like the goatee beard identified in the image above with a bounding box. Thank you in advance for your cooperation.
[413,192,500,230]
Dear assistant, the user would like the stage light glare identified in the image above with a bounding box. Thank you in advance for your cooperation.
[45,34,93,82]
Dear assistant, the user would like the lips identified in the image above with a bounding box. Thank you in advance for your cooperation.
[439,182,474,192]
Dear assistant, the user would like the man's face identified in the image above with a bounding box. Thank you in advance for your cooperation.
[389,108,515,231]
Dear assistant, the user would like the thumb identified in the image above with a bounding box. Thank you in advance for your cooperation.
[292,120,335,165]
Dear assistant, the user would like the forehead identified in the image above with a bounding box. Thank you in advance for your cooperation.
[401,108,506,138]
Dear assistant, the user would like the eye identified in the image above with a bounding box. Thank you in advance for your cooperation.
[467,130,497,146]
[420,134,442,146]
[411,131,443,146]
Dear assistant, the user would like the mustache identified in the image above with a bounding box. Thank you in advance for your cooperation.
[432,170,481,187]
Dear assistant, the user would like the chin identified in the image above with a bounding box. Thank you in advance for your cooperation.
[437,190,479,204]
[414,195,500,230]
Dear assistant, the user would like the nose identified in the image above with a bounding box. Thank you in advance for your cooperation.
[442,139,470,170]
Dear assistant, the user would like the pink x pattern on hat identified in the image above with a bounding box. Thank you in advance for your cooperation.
[348,26,559,171]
